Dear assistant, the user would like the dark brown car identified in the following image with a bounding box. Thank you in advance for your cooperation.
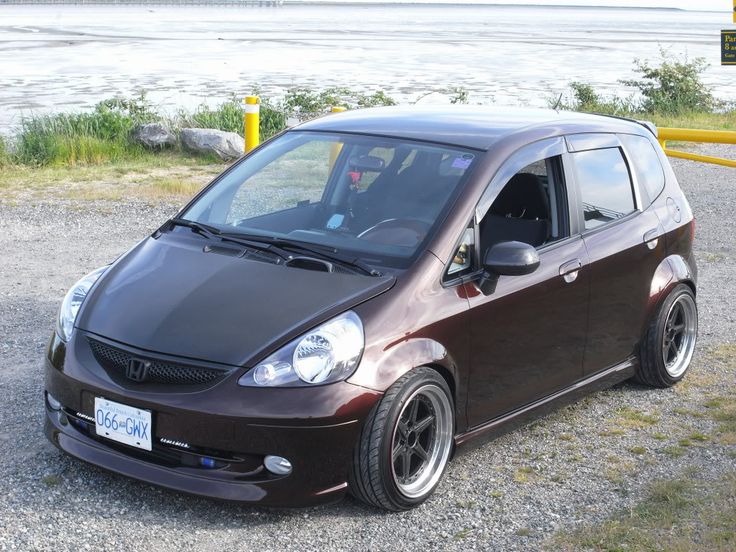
[44,107,698,511]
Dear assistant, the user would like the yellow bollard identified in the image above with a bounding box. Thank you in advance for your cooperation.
[243,96,260,153]
[328,106,347,171]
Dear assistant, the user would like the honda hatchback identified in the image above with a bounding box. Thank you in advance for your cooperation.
[44,106,697,511]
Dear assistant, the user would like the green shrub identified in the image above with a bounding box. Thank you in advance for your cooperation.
[0,135,8,166]
[555,52,718,118]
[552,81,636,115]
[15,92,157,166]
[283,86,395,119]
[622,53,716,114]
[182,98,243,135]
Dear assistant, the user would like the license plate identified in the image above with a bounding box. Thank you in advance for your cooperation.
[94,397,152,451]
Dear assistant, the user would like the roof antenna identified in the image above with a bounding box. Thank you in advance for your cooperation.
[552,93,563,112]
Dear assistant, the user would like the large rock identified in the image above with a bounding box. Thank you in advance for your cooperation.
[180,128,244,160]
[131,123,177,149]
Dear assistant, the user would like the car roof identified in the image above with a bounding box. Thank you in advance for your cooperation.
[296,105,652,151]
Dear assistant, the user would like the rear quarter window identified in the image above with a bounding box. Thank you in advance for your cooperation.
[619,134,665,205]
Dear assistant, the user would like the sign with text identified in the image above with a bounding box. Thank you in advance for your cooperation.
[724,30,736,65]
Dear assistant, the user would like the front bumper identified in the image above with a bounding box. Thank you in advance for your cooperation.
[44,332,382,507]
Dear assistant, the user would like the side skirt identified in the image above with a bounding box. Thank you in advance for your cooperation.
[453,358,636,454]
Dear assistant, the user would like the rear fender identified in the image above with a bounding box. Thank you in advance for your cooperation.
[643,254,696,334]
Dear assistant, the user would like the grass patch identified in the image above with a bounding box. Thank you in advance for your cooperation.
[514,466,535,483]
[41,474,61,487]
[455,499,476,509]
[616,407,660,428]
[688,432,709,442]
[629,446,647,455]
[0,152,223,202]
[662,446,687,458]
[552,471,736,551]
[453,528,472,540]
[673,407,706,418]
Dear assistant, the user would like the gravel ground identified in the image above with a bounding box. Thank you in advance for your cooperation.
[0,146,734,551]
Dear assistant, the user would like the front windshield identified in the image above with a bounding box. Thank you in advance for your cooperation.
[182,131,477,267]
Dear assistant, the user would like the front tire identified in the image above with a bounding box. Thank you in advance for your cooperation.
[637,283,698,387]
[349,367,454,511]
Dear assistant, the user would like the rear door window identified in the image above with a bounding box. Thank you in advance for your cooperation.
[619,134,665,205]
[572,148,636,230]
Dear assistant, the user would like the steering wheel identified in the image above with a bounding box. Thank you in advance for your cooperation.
[357,218,432,247]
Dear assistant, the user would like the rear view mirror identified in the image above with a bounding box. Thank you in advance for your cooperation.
[348,155,385,173]
[478,241,540,295]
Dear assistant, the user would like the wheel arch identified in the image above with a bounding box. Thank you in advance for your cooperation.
[643,254,697,336]
[349,337,466,430]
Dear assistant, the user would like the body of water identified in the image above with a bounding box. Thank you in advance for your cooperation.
[0,3,732,132]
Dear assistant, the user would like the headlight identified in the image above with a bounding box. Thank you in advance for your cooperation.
[238,311,364,387]
[57,266,108,342]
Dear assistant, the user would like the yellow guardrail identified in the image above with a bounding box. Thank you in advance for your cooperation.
[658,127,736,169]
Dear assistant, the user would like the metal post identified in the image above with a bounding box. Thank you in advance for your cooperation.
[243,96,260,153]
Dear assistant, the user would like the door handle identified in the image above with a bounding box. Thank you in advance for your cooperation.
[559,259,582,283]
[643,228,659,250]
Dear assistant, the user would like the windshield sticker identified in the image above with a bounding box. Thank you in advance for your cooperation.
[451,156,473,170]
[326,213,345,229]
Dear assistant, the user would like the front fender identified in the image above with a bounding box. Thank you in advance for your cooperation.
[348,337,466,429]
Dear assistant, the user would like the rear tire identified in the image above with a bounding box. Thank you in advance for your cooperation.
[349,367,454,511]
[636,284,697,388]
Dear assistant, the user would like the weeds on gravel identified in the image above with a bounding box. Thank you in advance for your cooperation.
[513,466,535,483]
[41,474,60,487]
[552,471,736,551]
[455,499,476,509]
[700,344,736,445]
[453,528,473,540]
[662,446,687,458]
[616,407,660,429]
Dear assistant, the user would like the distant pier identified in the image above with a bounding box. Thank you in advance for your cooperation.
[0,0,284,5]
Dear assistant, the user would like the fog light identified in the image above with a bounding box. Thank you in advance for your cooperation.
[46,392,61,411]
[264,455,292,475]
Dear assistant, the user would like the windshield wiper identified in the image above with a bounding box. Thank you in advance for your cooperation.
[221,232,383,277]
[169,217,221,239]
[168,218,291,261]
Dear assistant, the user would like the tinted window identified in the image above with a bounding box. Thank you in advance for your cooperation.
[478,156,568,253]
[573,148,635,230]
[619,134,665,204]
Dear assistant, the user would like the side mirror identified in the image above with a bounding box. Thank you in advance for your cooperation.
[478,241,540,295]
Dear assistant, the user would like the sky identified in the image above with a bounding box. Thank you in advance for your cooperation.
[314,0,729,11]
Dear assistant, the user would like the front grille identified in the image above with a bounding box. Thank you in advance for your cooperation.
[88,338,231,386]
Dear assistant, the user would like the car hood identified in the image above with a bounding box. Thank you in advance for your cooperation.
[77,233,396,366]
